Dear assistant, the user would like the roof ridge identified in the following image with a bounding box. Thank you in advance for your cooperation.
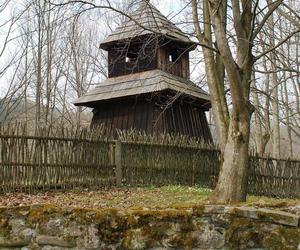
[100,1,195,49]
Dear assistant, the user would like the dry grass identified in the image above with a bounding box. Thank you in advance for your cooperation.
[0,186,211,209]
[0,186,299,214]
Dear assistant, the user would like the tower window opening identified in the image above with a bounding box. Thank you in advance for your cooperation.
[169,50,180,63]
[125,56,131,63]
[125,46,140,63]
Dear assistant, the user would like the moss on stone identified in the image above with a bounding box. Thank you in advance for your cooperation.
[0,218,10,238]
[261,227,295,250]
[140,222,171,241]
[121,229,147,249]
[0,203,299,249]
[191,205,205,216]
[255,210,295,225]
[281,227,300,244]
[28,204,59,225]
[226,217,263,248]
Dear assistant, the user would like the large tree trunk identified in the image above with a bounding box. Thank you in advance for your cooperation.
[211,107,251,202]
[192,0,253,202]
[191,0,287,202]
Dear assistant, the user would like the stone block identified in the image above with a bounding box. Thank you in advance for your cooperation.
[44,218,64,236]
[203,205,227,214]
[36,235,75,247]
[20,228,36,242]
[66,221,83,237]
[189,221,226,249]
[230,206,300,227]
[9,218,26,235]
[0,236,28,248]
[77,225,100,249]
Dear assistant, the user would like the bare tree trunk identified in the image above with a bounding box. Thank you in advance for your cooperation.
[35,0,46,127]
[252,71,268,155]
[267,1,281,158]
[45,1,53,125]
[192,0,257,202]
[213,111,251,201]
[279,23,293,157]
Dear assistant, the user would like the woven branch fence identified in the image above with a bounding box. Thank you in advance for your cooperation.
[0,126,300,198]
[248,156,300,198]
[0,126,114,192]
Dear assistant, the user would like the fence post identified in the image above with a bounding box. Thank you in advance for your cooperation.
[115,140,122,187]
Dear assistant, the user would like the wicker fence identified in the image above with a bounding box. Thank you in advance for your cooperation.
[248,156,300,198]
[121,141,219,188]
[0,127,115,192]
[0,127,300,198]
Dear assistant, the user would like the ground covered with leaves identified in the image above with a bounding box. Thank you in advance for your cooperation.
[0,185,299,214]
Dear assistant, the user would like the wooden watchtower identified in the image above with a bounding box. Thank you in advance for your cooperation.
[74,0,212,142]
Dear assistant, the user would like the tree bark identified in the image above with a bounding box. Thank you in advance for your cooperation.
[191,0,255,202]
[212,106,251,201]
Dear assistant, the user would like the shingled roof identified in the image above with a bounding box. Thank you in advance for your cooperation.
[100,0,195,49]
[74,69,210,107]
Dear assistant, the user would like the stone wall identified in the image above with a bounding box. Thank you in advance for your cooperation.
[0,204,300,249]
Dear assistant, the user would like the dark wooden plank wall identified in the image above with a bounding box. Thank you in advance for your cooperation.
[108,43,157,78]
[159,102,212,143]
[91,100,156,136]
[91,98,212,143]
[157,47,190,79]
[107,39,190,79]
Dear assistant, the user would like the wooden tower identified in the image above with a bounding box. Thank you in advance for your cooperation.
[74,1,212,142]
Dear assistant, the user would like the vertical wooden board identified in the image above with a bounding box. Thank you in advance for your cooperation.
[147,103,154,134]
[140,102,148,132]
[133,102,142,131]
[126,102,136,131]
[157,47,166,71]
[184,104,195,136]
[172,104,180,134]
[96,104,107,126]
[163,108,171,134]
[195,109,202,138]
[115,105,123,131]
[192,108,201,137]
[194,108,204,139]
[177,103,185,134]
[181,54,186,79]
[182,53,190,79]
[91,104,113,134]
[185,56,189,78]
[169,106,177,134]
[178,58,183,78]
[118,103,127,131]
[179,103,188,135]
[186,105,194,137]
[153,104,164,134]
[162,109,169,134]
[136,102,147,131]
[120,102,129,131]
[106,105,115,136]
[102,103,111,129]
[190,107,199,137]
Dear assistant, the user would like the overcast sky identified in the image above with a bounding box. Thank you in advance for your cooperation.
[0,0,202,96]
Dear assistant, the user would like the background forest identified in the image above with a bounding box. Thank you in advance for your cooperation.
[0,0,300,159]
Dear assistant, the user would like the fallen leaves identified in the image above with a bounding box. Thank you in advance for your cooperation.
[0,186,299,215]
[0,186,209,209]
